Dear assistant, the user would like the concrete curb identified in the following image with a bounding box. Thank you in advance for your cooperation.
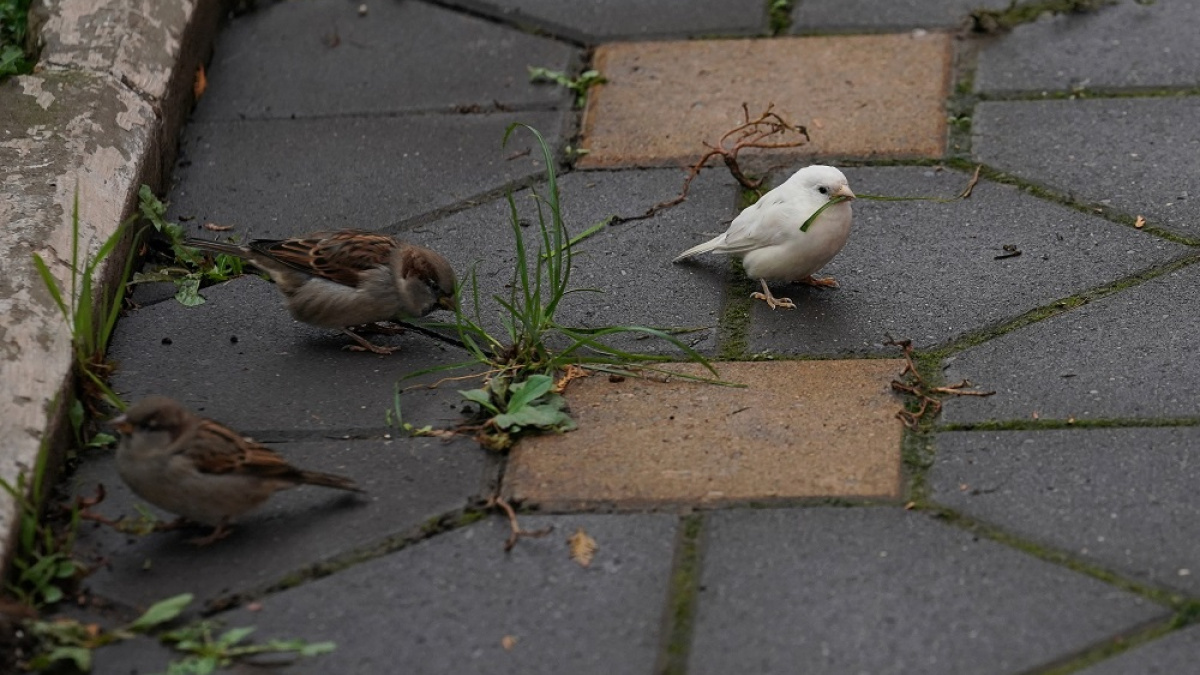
[0,0,223,569]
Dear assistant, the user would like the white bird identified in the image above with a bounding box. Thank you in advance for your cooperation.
[673,165,855,310]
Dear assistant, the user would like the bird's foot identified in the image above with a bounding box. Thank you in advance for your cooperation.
[751,292,796,310]
[352,322,407,336]
[342,329,400,354]
[751,280,796,310]
[153,517,189,532]
[800,275,839,289]
[188,520,233,547]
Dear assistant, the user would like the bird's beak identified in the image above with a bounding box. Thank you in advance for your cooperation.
[109,414,133,435]
[438,294,458,312]
[833,184,856,200]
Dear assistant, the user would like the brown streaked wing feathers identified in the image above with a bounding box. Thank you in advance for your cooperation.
[250,230,397,288]
[187,419,304,482]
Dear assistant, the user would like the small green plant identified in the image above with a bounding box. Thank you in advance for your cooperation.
[133,185,246,306]
[32,191,139,411]
[0,429,83,608]
[0,0,35,79]
[408,124,719,449]
[528,66,606,107]
[460,373,575,451]
[160,620,335,674]
[23,593,193,672]
[768,0,793,34]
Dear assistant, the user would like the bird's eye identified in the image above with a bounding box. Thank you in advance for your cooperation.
[818,186,829,195]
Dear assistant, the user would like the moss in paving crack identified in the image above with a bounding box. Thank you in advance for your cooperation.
[1037,619,1177,675]
[927,505,1185,608]
[969,0,1115,34]
[930,251,1200,360]
[940,416,1200,432]
[945,159,1200,246]
[657,514,704,675]
[717,273,754,360]
[206,507,488,613]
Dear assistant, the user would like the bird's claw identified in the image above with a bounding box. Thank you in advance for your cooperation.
[342,342,400,355]
[751,292,796,310]
[801,275,839,289]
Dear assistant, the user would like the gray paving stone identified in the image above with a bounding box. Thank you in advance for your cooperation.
[973,98,1200,237]
[438,0,766,42]
[407,167,742,355]
[193,0,575,121]
[692,507,1165,675]
[90,635,183,675]
[1078,625,1200,675]
[165,110,564,238]
[108,275,476,434]
[976,1,1200,94]
[792,0,1011,31]
[942,263,1200,423]
[210,514,678,674]
[72,434,495,609]
[932,428,1200,596]
[746,166,1186,356]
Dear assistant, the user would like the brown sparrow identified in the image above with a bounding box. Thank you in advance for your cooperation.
[111,396,363,545]
[186,230,458,353]
[674,165,855,310]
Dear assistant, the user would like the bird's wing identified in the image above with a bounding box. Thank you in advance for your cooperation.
[184,419,303,482]
[250,230,397,287]
[719,191,814,254]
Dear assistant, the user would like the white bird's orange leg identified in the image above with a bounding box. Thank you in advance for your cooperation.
[342,328,400,355]
[750,279,796,310]
[800,275,839,288]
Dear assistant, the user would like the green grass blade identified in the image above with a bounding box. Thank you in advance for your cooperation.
[31,253,69,319]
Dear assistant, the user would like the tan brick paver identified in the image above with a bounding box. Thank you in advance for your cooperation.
[579,33,952,167]
[505,360,906,508]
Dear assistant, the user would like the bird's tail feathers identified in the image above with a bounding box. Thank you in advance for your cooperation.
[672,235,726,263]
[297,470,364,493]
[184,238,249,257]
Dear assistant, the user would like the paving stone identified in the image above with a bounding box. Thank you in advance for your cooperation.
[407,167,741,355]
[692,507,1166,675]
[165,110,564,238]
[1078,625,1200,675]
[71,434,495,609]
[436,0,766,42]
[745,166,1186,356]
[578,34,952,168]
[932,428,1200,596]
[209,514,678,674]
[975,1,1200,94]
[792,0,1011,31]
[942,263,1200,423]
[192,0,576,121]
[108,275,476,434]
[505,361,904,508]
[973,98,1200,237]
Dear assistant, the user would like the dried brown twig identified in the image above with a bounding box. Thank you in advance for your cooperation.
[487,496,553,552]
[629,103,809,221]
[886,338,994,429]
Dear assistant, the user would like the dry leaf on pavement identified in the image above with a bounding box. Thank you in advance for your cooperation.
[1135,215,1146,229]
[194,64,207,101]
[568,527,597,568]
[501,635,518,651]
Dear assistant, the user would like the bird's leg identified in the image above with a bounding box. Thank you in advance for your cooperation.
[188,518,233,546]
[800,275,839,289]
[352,322,407,336]
[152,516,189,532]
[341,328,400,355]
[750,279,796,310]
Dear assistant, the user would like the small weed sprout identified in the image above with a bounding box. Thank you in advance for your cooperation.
[405,123,718,450]
[0,430,83,608]
[528,66,607,107]
[133,185,246,306]
[31,191,139,412]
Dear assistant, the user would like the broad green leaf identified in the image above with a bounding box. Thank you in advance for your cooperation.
[174,276,205,307]
[218,625,256,646]
[505,374,554,412]
[458,389,498,414]
[128,593,193,632]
